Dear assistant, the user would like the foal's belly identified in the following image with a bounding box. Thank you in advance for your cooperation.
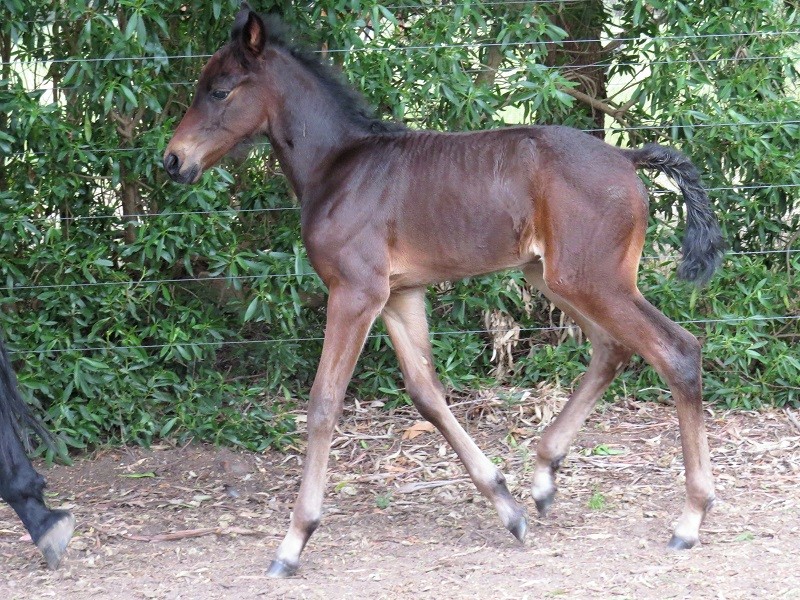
[387,202,541,288]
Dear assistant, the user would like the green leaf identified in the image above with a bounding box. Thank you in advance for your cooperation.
[244,297,260,322]
[119,472,157,479]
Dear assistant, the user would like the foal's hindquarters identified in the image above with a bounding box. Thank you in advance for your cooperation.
[0,339,74,569]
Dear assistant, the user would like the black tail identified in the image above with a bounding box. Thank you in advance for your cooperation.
[0,337,52,458]
[625,143,725,285]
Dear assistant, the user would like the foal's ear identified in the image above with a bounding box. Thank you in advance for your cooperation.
[232,5,267,61]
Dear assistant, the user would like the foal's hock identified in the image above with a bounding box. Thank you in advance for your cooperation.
[164,5,724,578]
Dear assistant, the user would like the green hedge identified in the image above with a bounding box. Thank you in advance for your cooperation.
[1,1,798,452]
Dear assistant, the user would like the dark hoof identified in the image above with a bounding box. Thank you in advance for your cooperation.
[267,558,298,579]
[667,534,697,550]
[507,513,528,543]
[534,490,556,518]
[36,511,75,570]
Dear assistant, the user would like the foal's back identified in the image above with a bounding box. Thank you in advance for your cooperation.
[304,125,648,288]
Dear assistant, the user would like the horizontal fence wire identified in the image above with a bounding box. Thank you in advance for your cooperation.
[6,315,799,357]
[2,10,799,64]
[7,120,800,158]
[5,46,797,68]
[9,182,800,226]
[19,55,800,95]
[3,249,798,292]
[8,29,800,59]
[2,10,797,56]
[5,0,600,27]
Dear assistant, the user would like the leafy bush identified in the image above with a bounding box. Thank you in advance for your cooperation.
[0,1,797,452]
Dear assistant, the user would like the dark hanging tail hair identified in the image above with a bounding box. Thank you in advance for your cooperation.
[625,143,725,285]
[0,337,53,460]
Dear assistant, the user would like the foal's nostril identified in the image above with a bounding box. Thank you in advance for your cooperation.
[164,152,180,176]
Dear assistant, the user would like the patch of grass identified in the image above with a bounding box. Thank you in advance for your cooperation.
[516,445,533,475]
[588,489,607,511]
[587,444,625,456]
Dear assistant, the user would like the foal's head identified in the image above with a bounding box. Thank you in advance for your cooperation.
[163,6,279,183]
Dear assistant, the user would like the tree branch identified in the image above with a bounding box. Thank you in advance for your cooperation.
[557,84,629,124]
[474,44,503,87]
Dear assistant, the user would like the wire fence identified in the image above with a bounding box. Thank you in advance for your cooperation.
[6,314,798,357]
[6,182,798,226]
[20,61,800,97]
[6,45,798,69]
[2,12,798,360]
[8,28,800,67]
[3,248,798,293]
[4,6,799,57]
[7,119,800,159]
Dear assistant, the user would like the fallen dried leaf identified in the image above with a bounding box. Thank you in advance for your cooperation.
[402,421,436,440]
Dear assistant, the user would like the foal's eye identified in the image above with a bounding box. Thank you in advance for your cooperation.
[211,89,230,100]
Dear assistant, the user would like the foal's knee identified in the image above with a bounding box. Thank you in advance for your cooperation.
[305,393,344,437]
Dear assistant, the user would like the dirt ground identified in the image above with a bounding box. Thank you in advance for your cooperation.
[1,389,799,600]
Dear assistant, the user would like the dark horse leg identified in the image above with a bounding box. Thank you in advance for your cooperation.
[0,338,74,569]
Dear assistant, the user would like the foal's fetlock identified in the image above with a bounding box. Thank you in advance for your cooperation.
[531,456,562,517]
[668,491,714,551]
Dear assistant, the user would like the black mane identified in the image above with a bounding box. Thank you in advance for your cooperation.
[252,14,406,134]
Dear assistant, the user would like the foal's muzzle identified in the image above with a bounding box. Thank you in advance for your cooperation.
[163,152,200,184]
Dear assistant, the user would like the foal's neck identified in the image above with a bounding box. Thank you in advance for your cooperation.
[264,51,368,199]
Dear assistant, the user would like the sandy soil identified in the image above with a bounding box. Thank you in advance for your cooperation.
[2,391,799,599]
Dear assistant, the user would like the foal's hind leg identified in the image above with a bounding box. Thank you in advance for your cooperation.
[382,288,528,542]
[523,263,633,516]
[546,274,714,549]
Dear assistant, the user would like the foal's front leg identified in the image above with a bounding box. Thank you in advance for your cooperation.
[267,283,388,578]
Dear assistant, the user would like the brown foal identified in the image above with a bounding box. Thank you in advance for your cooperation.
[164,6,724,578]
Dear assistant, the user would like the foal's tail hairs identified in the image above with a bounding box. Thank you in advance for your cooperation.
[0,337,54,458]
[625,143,725,285]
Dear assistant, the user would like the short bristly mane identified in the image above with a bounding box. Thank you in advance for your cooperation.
[242,13,406,135]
